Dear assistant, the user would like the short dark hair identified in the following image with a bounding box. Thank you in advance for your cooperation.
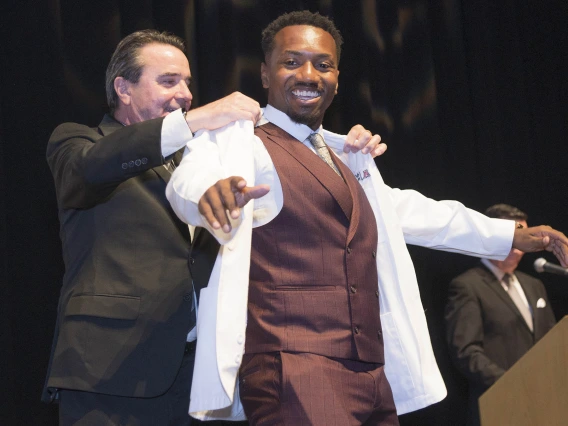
[261,11,343,64]
[485,204,528,221]
[105,29,185,114]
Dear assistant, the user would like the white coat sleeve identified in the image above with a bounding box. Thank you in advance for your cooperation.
[166,121,255,245]
[385,187,515,259]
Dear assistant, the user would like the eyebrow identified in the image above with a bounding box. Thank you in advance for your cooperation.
[282,50,335,62]
[158,72,192,85]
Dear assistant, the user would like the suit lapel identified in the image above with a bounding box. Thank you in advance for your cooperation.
[480,264,533,334]
[332,152,362,246]
[192,226,202,245]
[258,123,353,222]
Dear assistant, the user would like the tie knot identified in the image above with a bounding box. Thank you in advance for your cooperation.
[309,132,326,149]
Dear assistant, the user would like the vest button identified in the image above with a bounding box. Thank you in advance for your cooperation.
[350,285,357,294]
[377,330,382,339]
[190,257,195,265]
[346,247,352,254]
[372,251,376,258]
[354,326,360,334]
[183,293,192,302]
[375,290,379,298]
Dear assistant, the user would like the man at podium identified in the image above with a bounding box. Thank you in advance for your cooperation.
[445,204,557,426]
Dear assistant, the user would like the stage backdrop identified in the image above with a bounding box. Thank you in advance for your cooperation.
[1,1,566,425]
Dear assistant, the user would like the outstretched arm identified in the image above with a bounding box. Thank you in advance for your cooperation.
[198,176,270,234]
[166,119,271,243]
[513,225,568,266]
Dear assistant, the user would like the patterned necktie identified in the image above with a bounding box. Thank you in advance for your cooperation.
[308,132,342,177]
[164,158,177,174]
[503,273,533,331]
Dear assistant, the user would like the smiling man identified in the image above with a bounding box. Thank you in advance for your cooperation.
[260,22,340,128]
[44,27,385,426]
[166,10,568,426]
[44,29,262,425]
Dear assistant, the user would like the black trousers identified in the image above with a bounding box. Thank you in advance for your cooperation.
[58,342,248,426]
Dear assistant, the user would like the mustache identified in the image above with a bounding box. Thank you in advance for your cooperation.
[290,82,322,92]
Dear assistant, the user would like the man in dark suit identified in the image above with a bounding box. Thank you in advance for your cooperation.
[45,28,383,425]
[44,29,261,425]
[445,204,557,426]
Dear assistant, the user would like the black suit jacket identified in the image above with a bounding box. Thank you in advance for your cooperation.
[445,262,556,424]
[43,115,197,401]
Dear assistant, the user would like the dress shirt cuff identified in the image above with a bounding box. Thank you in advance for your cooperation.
[161,109,193,158]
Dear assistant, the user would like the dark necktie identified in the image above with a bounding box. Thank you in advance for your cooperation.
[164,160,176,173]
[308,132,342,177]
[164,153,178,174]
[503,273,533,331]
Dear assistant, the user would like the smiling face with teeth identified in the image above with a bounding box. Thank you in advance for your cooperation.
[261,25,339,130]
[114,43,193,125]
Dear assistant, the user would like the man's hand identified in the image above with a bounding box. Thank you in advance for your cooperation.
[198,176,270,233]
[513,225,568,267]
[185,92,261,133]
[343,124,386,158]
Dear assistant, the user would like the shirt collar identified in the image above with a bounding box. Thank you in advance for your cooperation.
[262,104,322,142]
[481,258,508,281]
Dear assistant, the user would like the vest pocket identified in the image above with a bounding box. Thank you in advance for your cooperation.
[275,284,337,291]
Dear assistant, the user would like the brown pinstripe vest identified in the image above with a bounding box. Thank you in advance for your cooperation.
[245,123,384,364]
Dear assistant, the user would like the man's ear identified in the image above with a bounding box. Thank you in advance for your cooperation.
[260,63,269,89]
[114,76,131,106]
[335,71,339,95]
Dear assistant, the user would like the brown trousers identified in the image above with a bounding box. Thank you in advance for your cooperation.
[239,352,399,426]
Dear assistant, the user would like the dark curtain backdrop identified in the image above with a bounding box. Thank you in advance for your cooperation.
[1,0,567,425]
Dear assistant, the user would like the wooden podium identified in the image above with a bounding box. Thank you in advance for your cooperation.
[479,316,568,426]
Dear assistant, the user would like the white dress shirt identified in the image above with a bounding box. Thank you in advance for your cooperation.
[161,108,194,157]
[481,258,530,309]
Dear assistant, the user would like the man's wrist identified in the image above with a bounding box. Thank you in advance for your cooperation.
[182,108,192,133]
[183,108,200,134]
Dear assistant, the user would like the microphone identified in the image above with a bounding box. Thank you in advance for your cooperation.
[533,258,568,277]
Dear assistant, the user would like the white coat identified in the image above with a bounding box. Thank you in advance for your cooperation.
[166,118,514,421]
